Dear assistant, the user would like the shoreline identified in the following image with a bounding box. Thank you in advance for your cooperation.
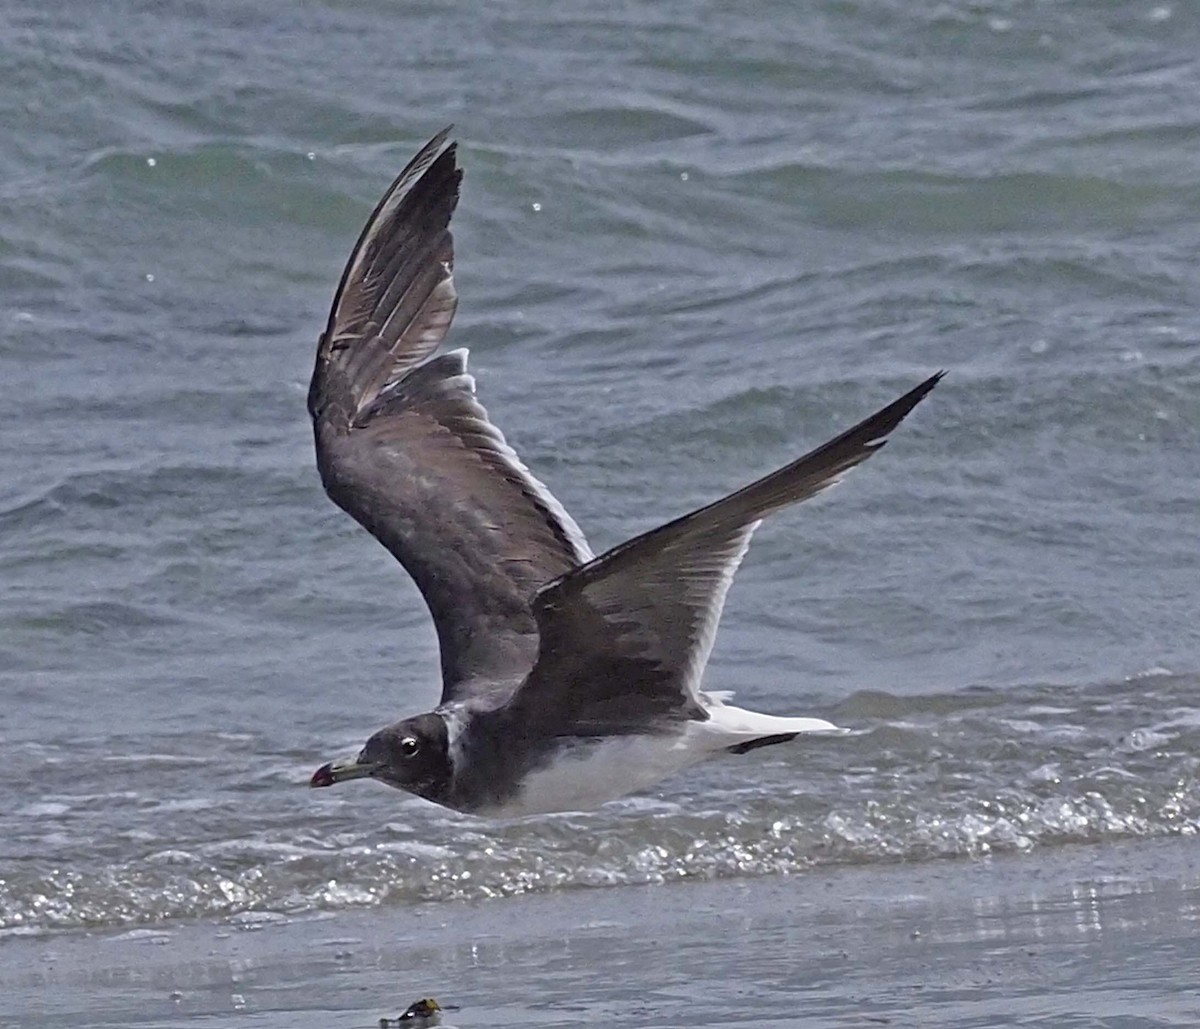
[5,836,1200,1026]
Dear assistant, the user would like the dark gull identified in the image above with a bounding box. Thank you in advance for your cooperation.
[308,129,942,816]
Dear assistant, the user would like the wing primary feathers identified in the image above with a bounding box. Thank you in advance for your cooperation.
[508,373,944,734]
[308,131,594,700]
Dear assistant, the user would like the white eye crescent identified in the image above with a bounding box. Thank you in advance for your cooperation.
[400,737,420,757]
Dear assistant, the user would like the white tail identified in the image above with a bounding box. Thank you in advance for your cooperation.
[704,702,846,748]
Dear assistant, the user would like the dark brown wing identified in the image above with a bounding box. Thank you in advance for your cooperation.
[308,130,593,702]
[507,374,943,734]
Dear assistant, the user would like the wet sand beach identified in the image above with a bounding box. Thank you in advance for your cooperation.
[6,837,1200,1028]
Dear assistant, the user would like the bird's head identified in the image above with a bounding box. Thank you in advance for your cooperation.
[310,713,450,801]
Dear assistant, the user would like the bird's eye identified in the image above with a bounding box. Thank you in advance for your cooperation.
[400,736,420,757]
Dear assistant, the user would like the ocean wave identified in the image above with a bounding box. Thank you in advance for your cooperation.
[3,673,1198,935]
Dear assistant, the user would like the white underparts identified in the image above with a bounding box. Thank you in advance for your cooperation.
[490,702,843,818]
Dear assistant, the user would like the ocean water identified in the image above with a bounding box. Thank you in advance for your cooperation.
[2,0,1200,943]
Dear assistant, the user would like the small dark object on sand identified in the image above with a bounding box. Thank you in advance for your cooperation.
[380,997,444,1028]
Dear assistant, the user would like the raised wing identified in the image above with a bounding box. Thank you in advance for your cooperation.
[508,374,943,734]
[308,130,593,702]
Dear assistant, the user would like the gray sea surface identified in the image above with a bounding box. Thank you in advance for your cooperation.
[2,0,1200,1022]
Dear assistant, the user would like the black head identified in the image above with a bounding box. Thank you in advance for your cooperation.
[310,713,451,804]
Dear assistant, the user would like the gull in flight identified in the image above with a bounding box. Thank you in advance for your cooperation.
[308,129,941,817]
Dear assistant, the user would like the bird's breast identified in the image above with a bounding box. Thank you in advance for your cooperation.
[477,730,705,817]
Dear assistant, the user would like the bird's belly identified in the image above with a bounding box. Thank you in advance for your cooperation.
[492,731,703,817]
